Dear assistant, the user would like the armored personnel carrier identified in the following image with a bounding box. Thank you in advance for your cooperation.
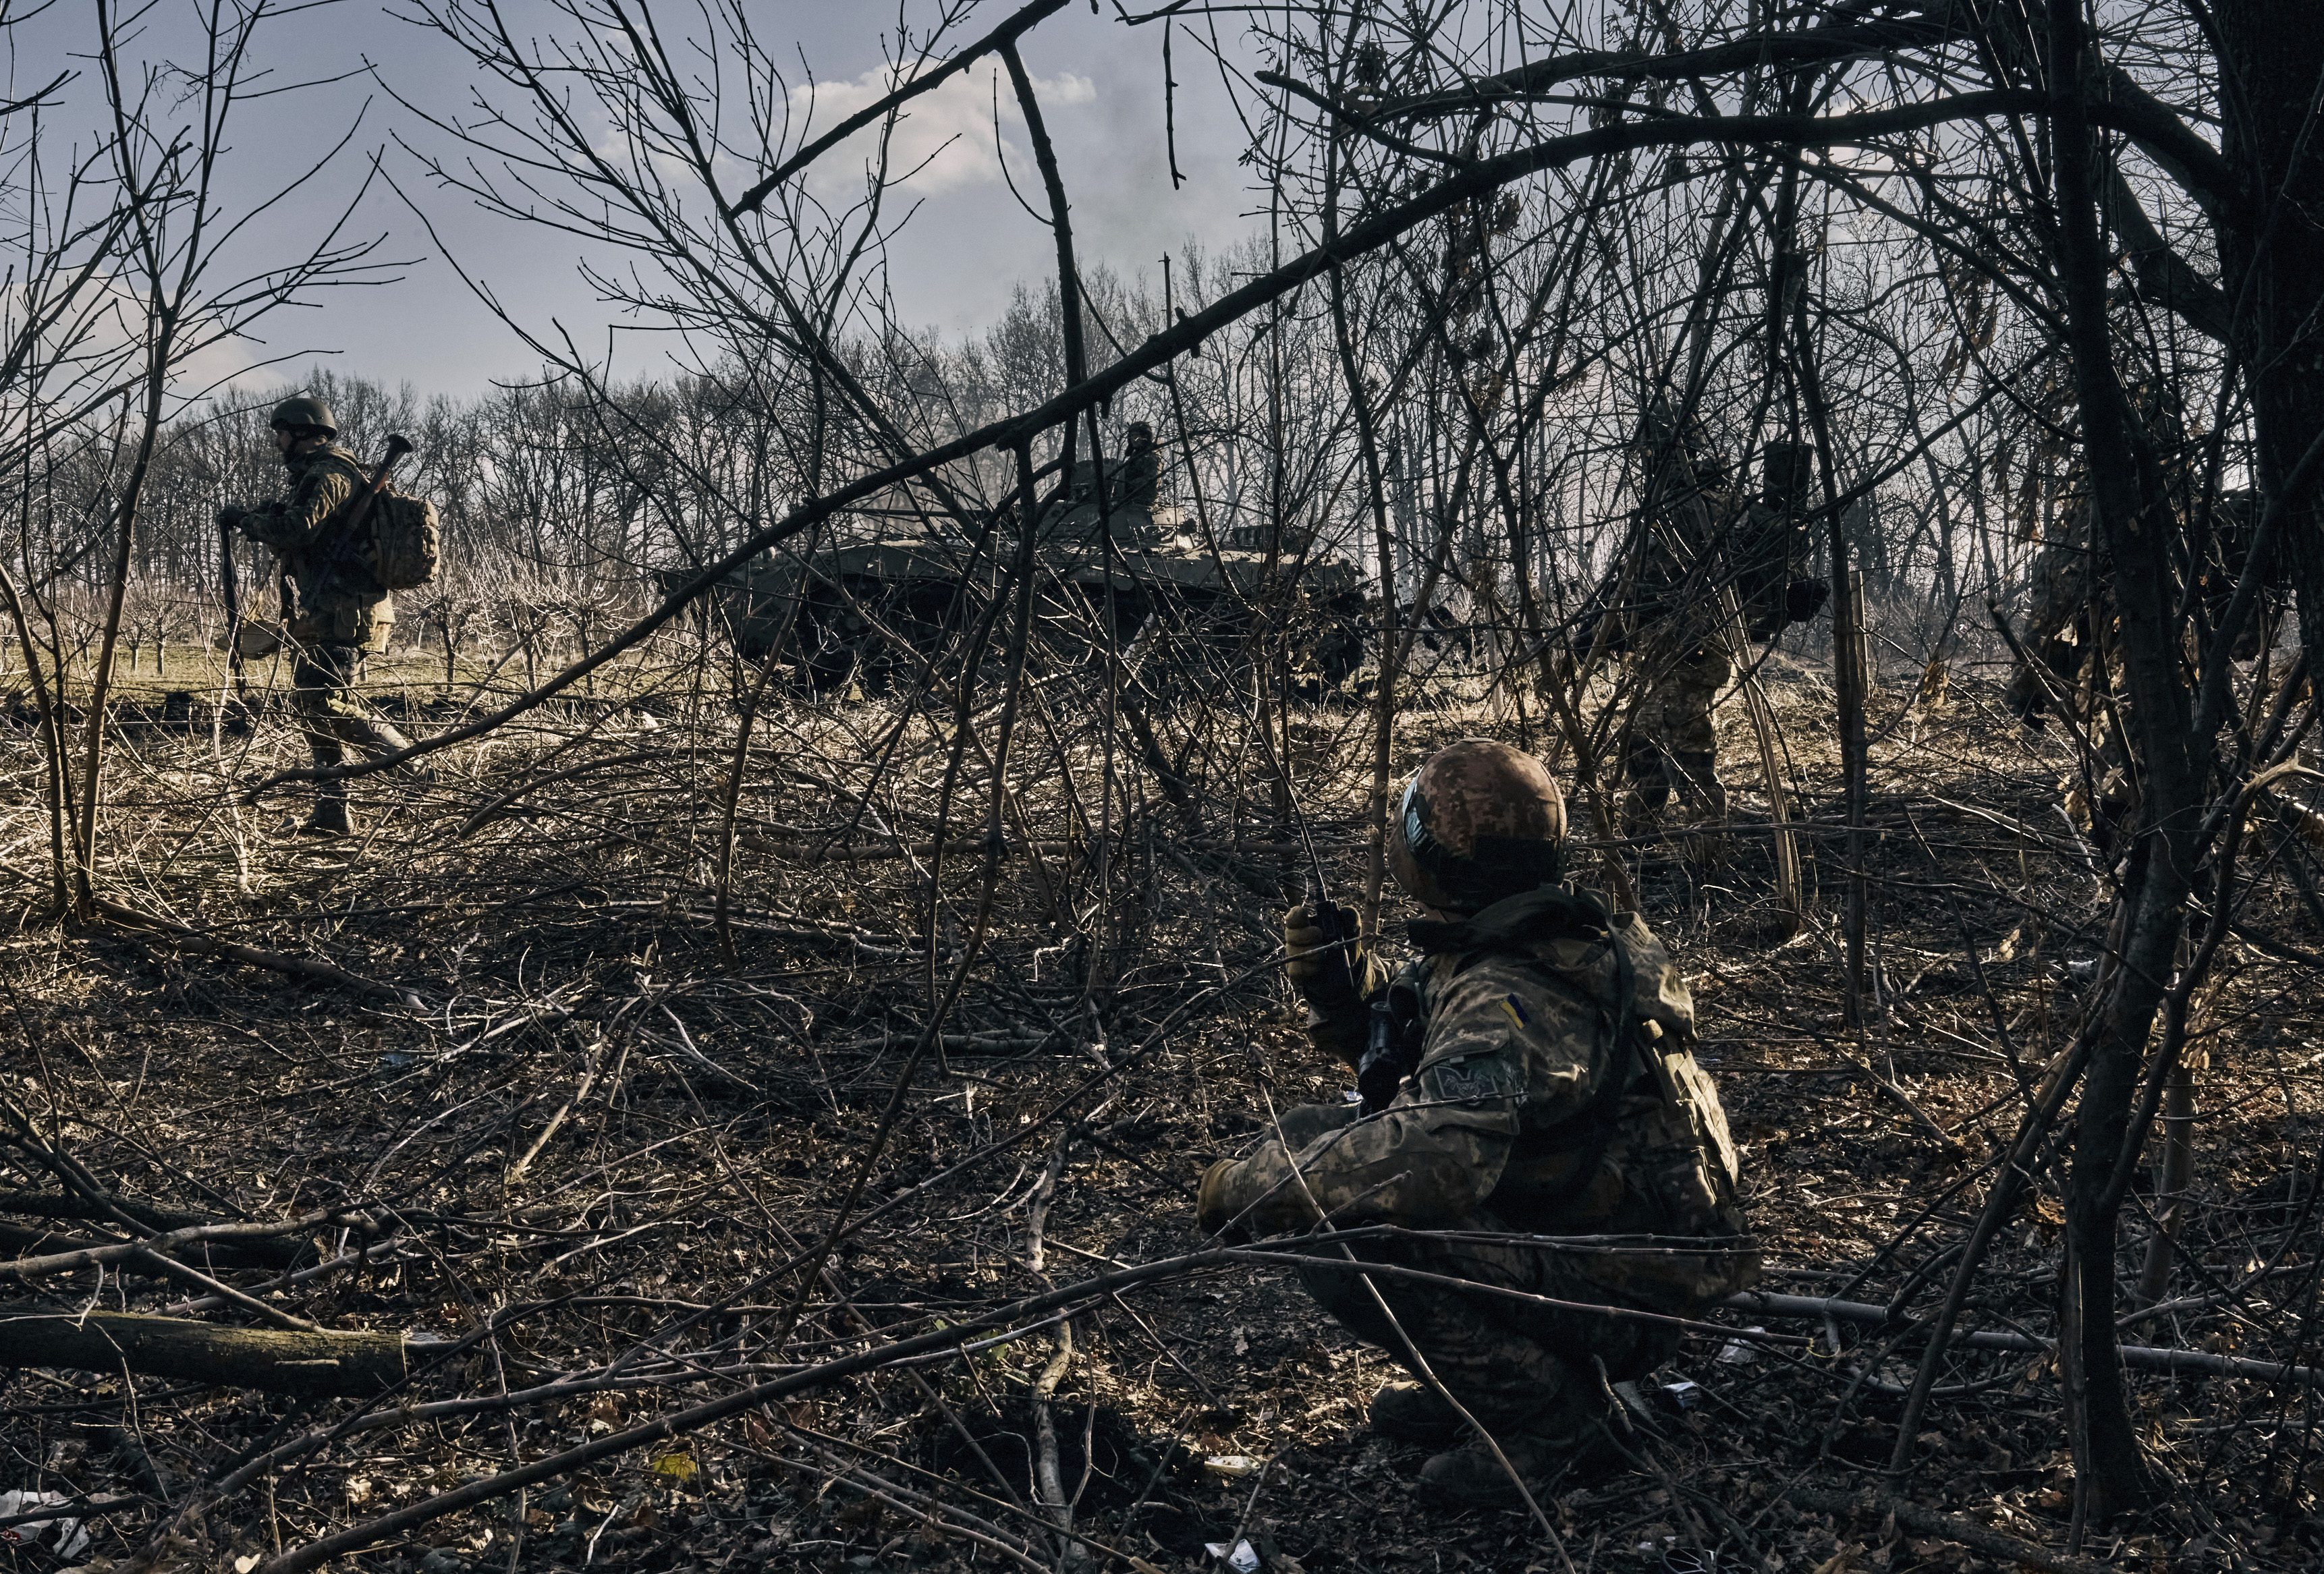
[671,434,1369,696]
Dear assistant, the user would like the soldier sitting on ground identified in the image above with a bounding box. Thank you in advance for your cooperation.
[1196,739,1759,1507]
[217,395,415,838]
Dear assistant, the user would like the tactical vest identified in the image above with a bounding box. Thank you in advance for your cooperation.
[1400,893,1748,1247]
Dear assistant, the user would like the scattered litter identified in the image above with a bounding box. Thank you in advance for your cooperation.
[1659,1379,1703,1411]
[1204,1539,1262,1572]
[1717,1327,1766,1364]
[0,1491,90,1558]
[1202,1454,1263,1478]
[1341,1088,1362,1103]
[379,1051,418,1070]
[2068,957,2099,980]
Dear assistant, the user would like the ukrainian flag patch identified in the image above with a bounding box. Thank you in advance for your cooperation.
[1496,993,1530,1029]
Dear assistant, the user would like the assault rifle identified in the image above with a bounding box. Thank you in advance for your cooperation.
[1358,978,1424,1115]
[219,515,244,684]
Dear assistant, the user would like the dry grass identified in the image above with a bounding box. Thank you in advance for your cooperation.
[1,630,2319,1574]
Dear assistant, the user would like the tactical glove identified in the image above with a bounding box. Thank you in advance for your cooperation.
[1283,902,1358,993]
[1285,903,1379,1070]
[215,505,245,530]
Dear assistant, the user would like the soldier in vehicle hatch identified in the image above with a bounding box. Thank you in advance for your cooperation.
[1196,739,1758,1507]
[217,395,415,837]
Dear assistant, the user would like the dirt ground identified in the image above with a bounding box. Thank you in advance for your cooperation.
[2,634,2319,1574]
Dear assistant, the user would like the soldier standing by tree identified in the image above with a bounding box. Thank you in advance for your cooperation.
[1615,420,1825,836]
[217,396,415,837]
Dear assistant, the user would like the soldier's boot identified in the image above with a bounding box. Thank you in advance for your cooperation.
[362,716,416,756]
[1416,1404,1617,1509]
[1670,752,1726,818]
[1669,750,1730,863]
[1620,782,1667,840]
[301,791,354,839]
[293,736,351,837]
[1368,1382,1464,1446]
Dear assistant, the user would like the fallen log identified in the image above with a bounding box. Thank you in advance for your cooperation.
[1,1311,422,1396]
[0,1220,306,1279]
[0,1208,363,1282]
[92,896,424,1009]
[0,1190,310,1269]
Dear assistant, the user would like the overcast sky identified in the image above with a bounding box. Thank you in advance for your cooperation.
[19,0,1271,403]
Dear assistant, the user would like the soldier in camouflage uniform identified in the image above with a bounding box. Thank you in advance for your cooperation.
[218,396,414,837]
[1999,488,2144,842]
[1618,435,1733,828]
[2003,490,2103,730]
[1612,434,1827,833]
[1118,421,1161,509]
[1197,740,1758,1507]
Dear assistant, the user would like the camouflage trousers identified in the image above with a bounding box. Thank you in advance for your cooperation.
[1626,643,1733,821]
[1296,1215,1680,1438]
[292,642,410,787]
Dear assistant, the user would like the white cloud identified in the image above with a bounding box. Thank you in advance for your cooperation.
[789,62,1097,201]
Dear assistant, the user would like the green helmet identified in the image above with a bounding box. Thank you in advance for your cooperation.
[269,395,336,434]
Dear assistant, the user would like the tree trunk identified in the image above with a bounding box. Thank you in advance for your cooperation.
[0,1189,308,1268]
[2045,3,2211,1517]
[2134,1055,2198,1308]
[2214,1,2324,685]
[1,1311,418,1396]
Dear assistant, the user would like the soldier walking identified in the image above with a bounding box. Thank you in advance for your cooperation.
[217,396,415,837]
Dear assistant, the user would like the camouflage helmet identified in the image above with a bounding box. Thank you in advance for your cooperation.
[1386,738,1567,914]
[269,395,337,434]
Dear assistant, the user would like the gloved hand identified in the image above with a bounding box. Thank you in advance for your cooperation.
[215,505,245,531]
[1196,1157,1246,1240]
[1283,902,1358,994]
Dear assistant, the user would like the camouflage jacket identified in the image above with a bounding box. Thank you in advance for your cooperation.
[1212,893,1756,1305]
[239,442,393,648]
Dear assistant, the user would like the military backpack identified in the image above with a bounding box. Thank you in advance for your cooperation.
[362,486,441,590]
[1404,887,1750,1244]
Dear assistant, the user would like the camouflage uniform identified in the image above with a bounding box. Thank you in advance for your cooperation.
[1202,890,1758,1474]
[1625,640,1733,821]
[1616,418,1734,824]
[1999,495,2145,839]
[236,439,407,822]
[1118,423,1161,509]
[2003,494,2102,727]
[1620,439,1821,826]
